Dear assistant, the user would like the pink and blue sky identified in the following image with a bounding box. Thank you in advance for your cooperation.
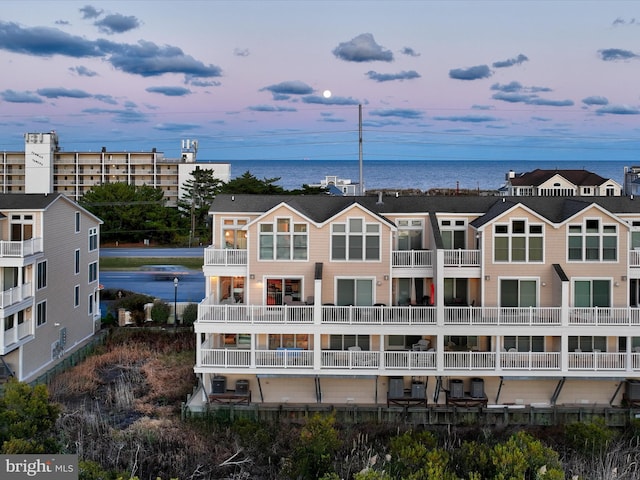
[0,1,639,162]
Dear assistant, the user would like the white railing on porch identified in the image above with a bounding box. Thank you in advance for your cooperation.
[0,283,32,309]
[392,250,432,267]
[204,247,247,266]
[569,307,640,326]
[198,348,640,373]
[443,249,480,267]
[0,238,43,257]
[321,305,436,325]
[198,303,640,327]
[445,306,562,325]
[568,352,626,370]
[198,304,314,323]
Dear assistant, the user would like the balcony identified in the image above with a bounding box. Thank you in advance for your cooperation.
[197,348,640,374]
[0,238,43,258]
[0,283,32,309]
[204,247,247,266]
[392,250,432,267]
[443,249,481,267]
[1,318,33,355]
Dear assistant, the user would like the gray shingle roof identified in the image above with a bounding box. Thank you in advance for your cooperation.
[0,193,63,210]
[211,194,640,226]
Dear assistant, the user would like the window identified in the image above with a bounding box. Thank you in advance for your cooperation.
[75,211,81,233]
[89,261,98,283]
[259,218,307,260]
[445,336,477,350]
[494,219,543,262]
[397,219,423,250]
[88,294,94,315]
[329,334,370,350]
[269,333,308,349]
[336,278,373,306]
[504,336,544,352]
[266,278,302,304]
[36,300,47,326]
[569,336,606,352]
[222,218,247,249]
[89,227,98,251]
[75,249,80,275]
[74,285,80,307]
[444,278,468,305]
[331,218,380,261]
[4,314,14,331]
[36,260,47,290]
[568,219,617,261]
[440,219,466,249]
[501,279,537,307]
[574,279,610,307]
[10,214,33,241]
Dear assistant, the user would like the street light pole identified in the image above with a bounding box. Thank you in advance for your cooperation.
[173,277,179,327]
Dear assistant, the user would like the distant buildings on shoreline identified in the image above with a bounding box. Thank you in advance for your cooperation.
[0,132,230,206]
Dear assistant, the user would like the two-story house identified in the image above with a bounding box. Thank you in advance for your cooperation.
[0,193,102,382]
[501,169,622,197]
[190,194,640,409]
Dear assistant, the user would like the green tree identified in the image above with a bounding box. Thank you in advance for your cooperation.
[0,379,60,453]
[80,182,175,244]
[220,171,286,194]
[286,413,341,479]
[178,167,221,244]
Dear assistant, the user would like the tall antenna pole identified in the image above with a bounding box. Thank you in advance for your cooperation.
[358,104,363,195]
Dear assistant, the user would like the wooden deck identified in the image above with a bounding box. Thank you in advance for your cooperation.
[209,390,252,405]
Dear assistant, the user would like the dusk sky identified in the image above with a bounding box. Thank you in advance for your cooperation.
[1,1,639,162]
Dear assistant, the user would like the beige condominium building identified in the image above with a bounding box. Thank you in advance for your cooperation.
[0,132,231,206]
[187,193,640,410]
[0,193,102,382]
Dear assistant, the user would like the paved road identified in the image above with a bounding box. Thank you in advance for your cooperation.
[101,247,205,258]
[100,269,205,303]
[100,247,206,302]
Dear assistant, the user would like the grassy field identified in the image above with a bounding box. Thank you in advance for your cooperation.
[100,257,204,270]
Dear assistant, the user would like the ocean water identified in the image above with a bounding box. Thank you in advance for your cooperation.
[227,159,633,192]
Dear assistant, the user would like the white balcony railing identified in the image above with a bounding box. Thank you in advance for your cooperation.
[630,250,640,267]
[198,304,314,323]
[198,348,640,374]
[0,283,32,309]
[198,303,640,327]
[392,250,432,267]
[204,247,247,266]
[445,306,562,326]
[569,307,640,326]
[443,249,480,267]
[0,238,43,257]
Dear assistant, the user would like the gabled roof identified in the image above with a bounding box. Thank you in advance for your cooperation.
[0,193,62,210]
[0,193,103,224]
[509,169,612,187]
[210,194,640,227]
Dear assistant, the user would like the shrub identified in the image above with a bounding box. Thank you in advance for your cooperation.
[181,303,198,326]
[150,300,171,324]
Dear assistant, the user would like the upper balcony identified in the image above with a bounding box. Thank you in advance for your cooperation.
[0,238,43,261]
[196,302,640,328]
[203,247,248,276]
[0,283,32,310]
[0,315,34,355]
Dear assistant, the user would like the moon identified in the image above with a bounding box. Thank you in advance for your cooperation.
[322,89,332,98]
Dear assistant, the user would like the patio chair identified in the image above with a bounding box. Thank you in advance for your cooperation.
[412,339,430,351]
